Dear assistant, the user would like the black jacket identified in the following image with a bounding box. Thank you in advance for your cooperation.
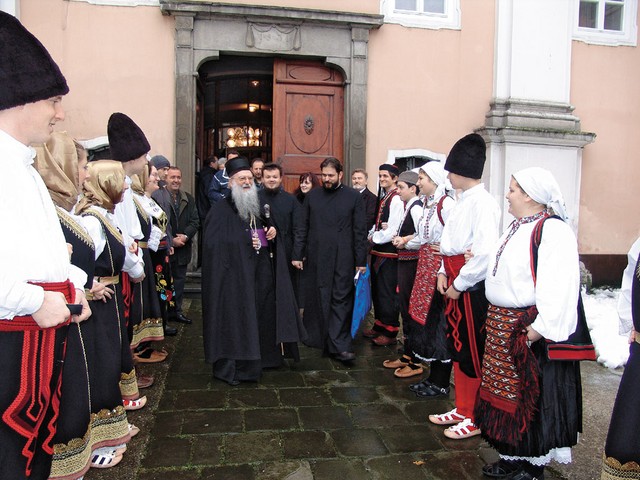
[152,187,199,266]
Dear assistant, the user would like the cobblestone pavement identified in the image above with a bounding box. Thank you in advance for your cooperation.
[87,296,621,480]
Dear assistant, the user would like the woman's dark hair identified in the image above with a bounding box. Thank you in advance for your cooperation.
[294,171,320,202]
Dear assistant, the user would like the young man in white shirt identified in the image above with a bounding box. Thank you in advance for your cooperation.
[428,133,500,440]
[0,11,90,479]
[364,164,404,346]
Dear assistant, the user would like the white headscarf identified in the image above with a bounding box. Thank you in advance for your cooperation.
[418,161,450,199]
[512,167,568,221]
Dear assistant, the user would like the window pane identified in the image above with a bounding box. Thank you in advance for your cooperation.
[578,1,598,28]
[423,0,445,14]
[604,3,623,30]
[395,0,417,11]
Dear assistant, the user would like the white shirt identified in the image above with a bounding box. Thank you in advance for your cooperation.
[0,130,87,319]
[113,176,144,276]
[398,196,423,251]
[115,177,143,241]
[82,205,144,278]
[439,184,500,291]
[617,237,640,336]
[371,190,404,244]
[485,218,580,342]
[407,193,455,250]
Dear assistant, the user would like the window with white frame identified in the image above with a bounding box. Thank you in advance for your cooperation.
[381,0,461,30]
[68,0,159,6]
[574,0,638,46]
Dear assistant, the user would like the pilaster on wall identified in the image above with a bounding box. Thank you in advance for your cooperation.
[483,0,595,232]
[174,12,196,193]
[344,27,370,171]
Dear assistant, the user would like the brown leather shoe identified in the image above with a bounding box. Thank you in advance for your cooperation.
[136,374,154,389]
[134,348,168,364]
[372,335,397,346]
[382,357,409,369]
[362,329,378,338]
[394,365,424,378]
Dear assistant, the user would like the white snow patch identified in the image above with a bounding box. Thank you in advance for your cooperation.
[583,288,630,369]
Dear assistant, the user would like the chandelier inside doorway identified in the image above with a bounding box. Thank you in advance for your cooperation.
[225,126,263,148]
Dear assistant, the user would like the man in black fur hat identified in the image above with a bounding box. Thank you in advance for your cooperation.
[426,133,501,440]
[201,157,305,385]
[0,11,91,479]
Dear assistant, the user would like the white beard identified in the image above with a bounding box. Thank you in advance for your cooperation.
[231,182,260,223]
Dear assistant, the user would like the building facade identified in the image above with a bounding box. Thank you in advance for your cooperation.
[6,0,640,284]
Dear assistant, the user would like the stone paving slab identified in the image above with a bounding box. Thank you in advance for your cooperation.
[86,296,621,479]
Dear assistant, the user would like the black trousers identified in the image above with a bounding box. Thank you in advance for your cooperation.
[398,258,418,360]
[370,256,400,337]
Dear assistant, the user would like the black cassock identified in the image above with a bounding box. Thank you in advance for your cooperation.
[293,185,368,354]
[201,196,305,384]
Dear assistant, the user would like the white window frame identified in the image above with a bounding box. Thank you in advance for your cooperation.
[68,0,159,6]
[381,0,461,30]
[573,0,638,46]
[386,148,446,166]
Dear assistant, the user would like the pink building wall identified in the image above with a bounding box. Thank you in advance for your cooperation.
[20,0,175,159]
[571,39,640,254]
[366,0,495,165]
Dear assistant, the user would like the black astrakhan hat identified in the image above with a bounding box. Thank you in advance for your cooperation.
[226,156,251,178]
[0,11,69,111]
[379,163,399,176]
[107,112,151,162]
[444,133,486,180]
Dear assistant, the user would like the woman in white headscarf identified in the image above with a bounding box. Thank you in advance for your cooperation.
[475,167,582,480]
[398,162,457,397]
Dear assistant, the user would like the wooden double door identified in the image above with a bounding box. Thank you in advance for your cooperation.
[272,58,345,193]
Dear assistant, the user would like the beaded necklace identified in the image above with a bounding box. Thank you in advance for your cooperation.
[492,209,548,276]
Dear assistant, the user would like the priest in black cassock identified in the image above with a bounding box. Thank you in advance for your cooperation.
[258,163,300,297]
[292,157,368,363]
[201,157,305,386]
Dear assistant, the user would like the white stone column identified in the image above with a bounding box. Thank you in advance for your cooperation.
[480,0,594,232]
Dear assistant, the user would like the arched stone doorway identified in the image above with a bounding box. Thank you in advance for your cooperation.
[197,55,346,193]
[160,1,383,193]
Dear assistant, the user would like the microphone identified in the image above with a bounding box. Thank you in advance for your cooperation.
[264,203,272,225]
[263,204,274,259]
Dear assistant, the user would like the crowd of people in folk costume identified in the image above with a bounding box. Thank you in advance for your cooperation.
[2,11,639,480]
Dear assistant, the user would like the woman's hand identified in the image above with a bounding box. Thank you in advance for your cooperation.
[527,326,543,342]
[436,273,448,295]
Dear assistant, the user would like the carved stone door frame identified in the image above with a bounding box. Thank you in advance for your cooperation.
[159,1,383,193]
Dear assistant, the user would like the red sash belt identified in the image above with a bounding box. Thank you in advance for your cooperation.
[442,255,483,377]
[0,280,75,331]
[0,279,74,476]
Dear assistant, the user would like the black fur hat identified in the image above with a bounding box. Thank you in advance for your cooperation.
[0,11,69,111]
[444,133,486,180]
[107,112,151,162]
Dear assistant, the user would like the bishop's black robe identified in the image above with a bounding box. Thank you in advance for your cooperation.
[292,184,368,354]
[201,196,304,384]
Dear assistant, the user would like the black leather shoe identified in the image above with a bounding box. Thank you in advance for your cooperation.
[415,383,450,398]
[164,325,178,336]
[172,314,192,324]
[334,351,356,362]
[409,378,432,393]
